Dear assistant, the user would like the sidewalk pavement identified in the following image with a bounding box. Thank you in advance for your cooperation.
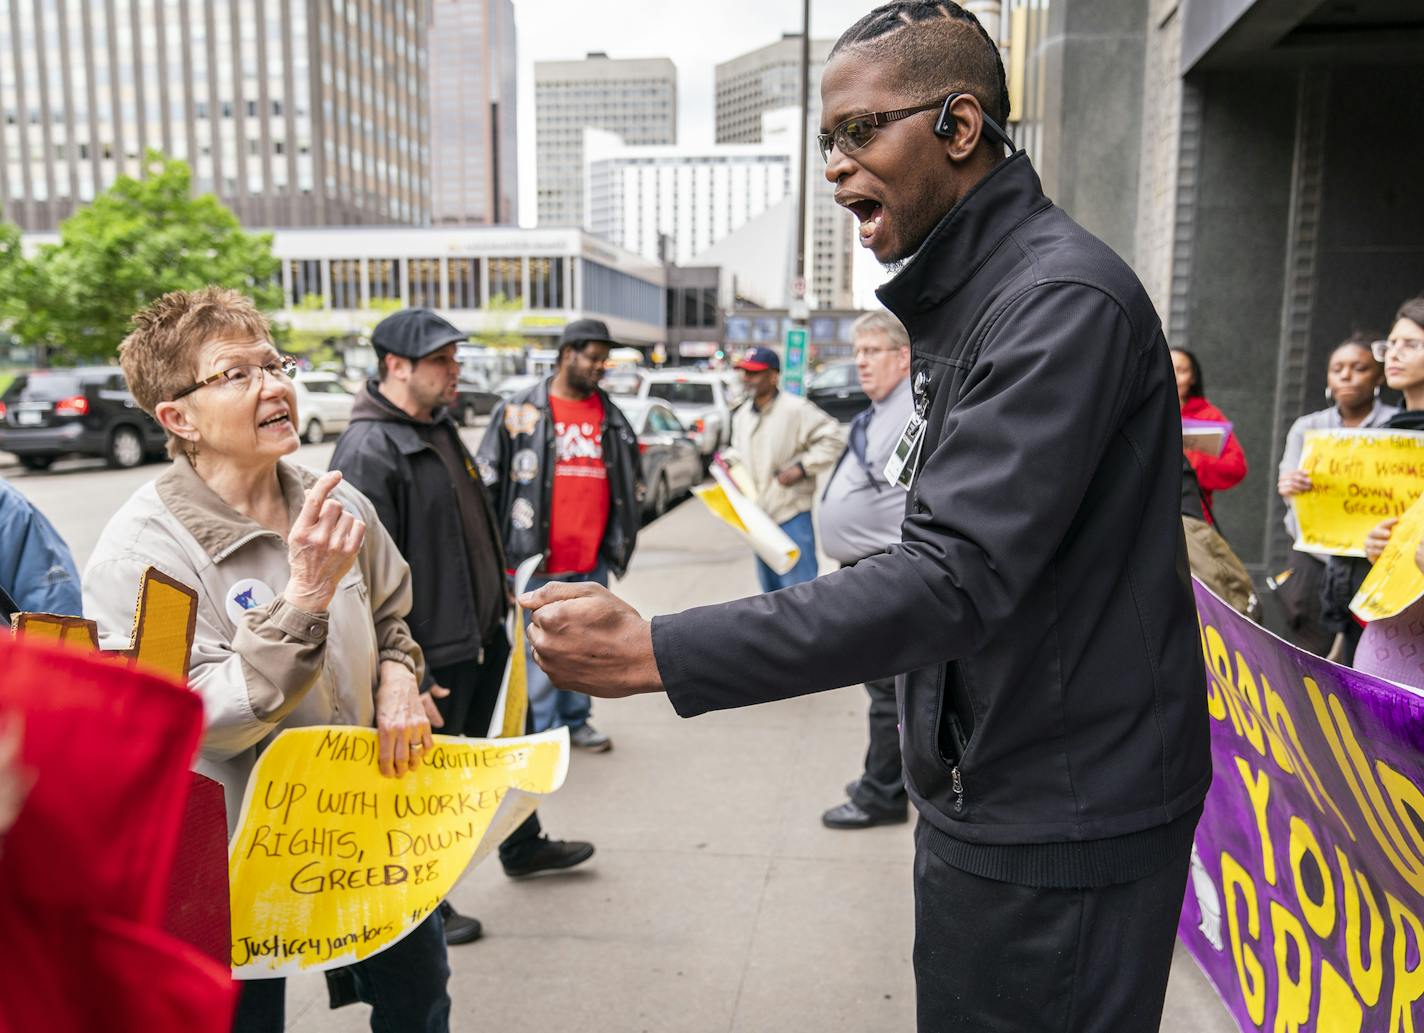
[283,497,1237,1032]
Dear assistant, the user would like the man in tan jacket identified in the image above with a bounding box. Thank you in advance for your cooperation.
[728,346,846,591]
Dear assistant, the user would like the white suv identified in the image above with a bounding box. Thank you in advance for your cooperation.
[637,369,740,459]
[292,371,355,444]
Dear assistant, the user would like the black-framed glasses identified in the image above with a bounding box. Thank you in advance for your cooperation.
[817,92,1016,163]
[171,355,298,400]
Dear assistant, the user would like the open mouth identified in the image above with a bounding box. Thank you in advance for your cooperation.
[843,197,886,247]
[258,411,291,430]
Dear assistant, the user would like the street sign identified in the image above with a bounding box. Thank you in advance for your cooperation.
[783,327,808,395]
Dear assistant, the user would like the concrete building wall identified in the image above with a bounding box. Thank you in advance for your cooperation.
[1031,0,1151,266]
[533,52,676,229]
[0,0,430,230]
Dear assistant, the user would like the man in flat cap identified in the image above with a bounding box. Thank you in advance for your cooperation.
[477,319,642,751]
[330,308,595,948]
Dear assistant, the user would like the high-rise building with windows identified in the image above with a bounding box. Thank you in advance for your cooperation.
[584,108,802,269]
[429,0,516,225]
[714,34,851,309]
[534,51,676,229]
[714,33,832,146]
[0,0,431,231]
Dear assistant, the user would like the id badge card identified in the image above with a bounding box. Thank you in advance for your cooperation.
[884,414,926,491]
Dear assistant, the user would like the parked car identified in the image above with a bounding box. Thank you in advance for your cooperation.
[807,361,870,423]
[610,397,704,520]
[636,369,739,459]
[0,367,168,470]
[451,379,501,426]
[495,373,542,401]
[291,371,355,444]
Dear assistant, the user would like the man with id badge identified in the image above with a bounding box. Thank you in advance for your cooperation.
[817,310,915,831]
[519,4,1209,1030]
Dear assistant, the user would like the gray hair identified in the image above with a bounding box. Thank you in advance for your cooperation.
[852,310,911,351]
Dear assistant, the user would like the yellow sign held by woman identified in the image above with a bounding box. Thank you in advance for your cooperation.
[1293,428,1424,556]
[1352,492,1424,622]
[228,726,568,978]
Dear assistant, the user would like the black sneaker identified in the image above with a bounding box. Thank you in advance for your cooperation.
[439,900,483,945]
[501,836,596,878]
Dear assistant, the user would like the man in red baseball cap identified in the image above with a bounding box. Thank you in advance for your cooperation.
[728,346,845,591]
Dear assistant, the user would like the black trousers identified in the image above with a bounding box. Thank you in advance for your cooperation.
[850,674,908,814]
[431,633,540,859]
[912,821,1190,1033]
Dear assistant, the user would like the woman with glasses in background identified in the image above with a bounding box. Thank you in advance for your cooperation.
[81,287,450,1033]
[1272,332,1395,655]
[1321,298,1424,681]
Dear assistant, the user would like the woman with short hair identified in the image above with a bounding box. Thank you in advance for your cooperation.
[82,286,449,1033]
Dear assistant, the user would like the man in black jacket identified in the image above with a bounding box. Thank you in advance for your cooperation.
[518,5,1210,1031]
[477,319,642,751]
[330,309,594,947]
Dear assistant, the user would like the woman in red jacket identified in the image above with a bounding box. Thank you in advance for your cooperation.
[1172,348,1247,524]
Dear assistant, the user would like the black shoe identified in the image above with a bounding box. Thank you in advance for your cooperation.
[821,799,909,830]
[844,780,860,800]
[501,836,595,878]
[439,900,483,945]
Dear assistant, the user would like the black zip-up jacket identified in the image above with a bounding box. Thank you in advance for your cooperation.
[329,383,506,672]
[476,377,642,579]
[652,154,1211,883]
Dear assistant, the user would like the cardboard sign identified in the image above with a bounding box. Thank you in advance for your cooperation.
[10,566,198,681]
[227,726,568,978]
[1292,429,1424,556]
[1351,492,1424,622]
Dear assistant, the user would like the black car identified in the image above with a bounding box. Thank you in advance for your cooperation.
[807,362,870,423]
[450,378,501,427]
[0,367,168,470]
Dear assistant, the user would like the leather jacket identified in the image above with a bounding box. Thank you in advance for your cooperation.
[476,377,642,579]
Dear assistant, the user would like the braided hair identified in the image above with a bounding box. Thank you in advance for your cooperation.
[830,2,1010,128]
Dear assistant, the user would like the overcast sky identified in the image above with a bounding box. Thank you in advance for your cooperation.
[509,0,892,304]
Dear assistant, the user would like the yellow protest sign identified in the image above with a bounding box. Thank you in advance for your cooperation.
[228,726,568,978]
[1292,429,1424,556]
[693,464,801,575]
[1351,492,1424,621]
[486,553,542,738]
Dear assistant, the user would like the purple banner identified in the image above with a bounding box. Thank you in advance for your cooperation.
[1180,581,1424,1031]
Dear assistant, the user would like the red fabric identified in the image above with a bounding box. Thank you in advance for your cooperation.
[0,636,237,1033]
[162,773,233,967]
[547,393,611,574]
[1182,396,1247,523]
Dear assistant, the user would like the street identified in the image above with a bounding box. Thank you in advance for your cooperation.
[3,444,1237,1032]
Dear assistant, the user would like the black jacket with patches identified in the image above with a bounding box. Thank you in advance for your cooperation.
[329,383,506,672]
[651,154,1211,883]
[476,377,642,579]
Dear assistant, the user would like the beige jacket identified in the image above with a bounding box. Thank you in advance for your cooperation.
[729,390,846,525]
[82,456,423,830]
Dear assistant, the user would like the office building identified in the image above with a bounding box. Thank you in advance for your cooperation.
[534,51,676,229]
[714,34,851,309]
[429,0,518,225]
[583,109,797,267]
[270,224,667,347]
[0,0,431,230]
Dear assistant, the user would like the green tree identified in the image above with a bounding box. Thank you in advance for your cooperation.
[1,151,281,363]
[471,292,529,351]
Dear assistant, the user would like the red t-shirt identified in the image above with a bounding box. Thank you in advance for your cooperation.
[546,393,611,574]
